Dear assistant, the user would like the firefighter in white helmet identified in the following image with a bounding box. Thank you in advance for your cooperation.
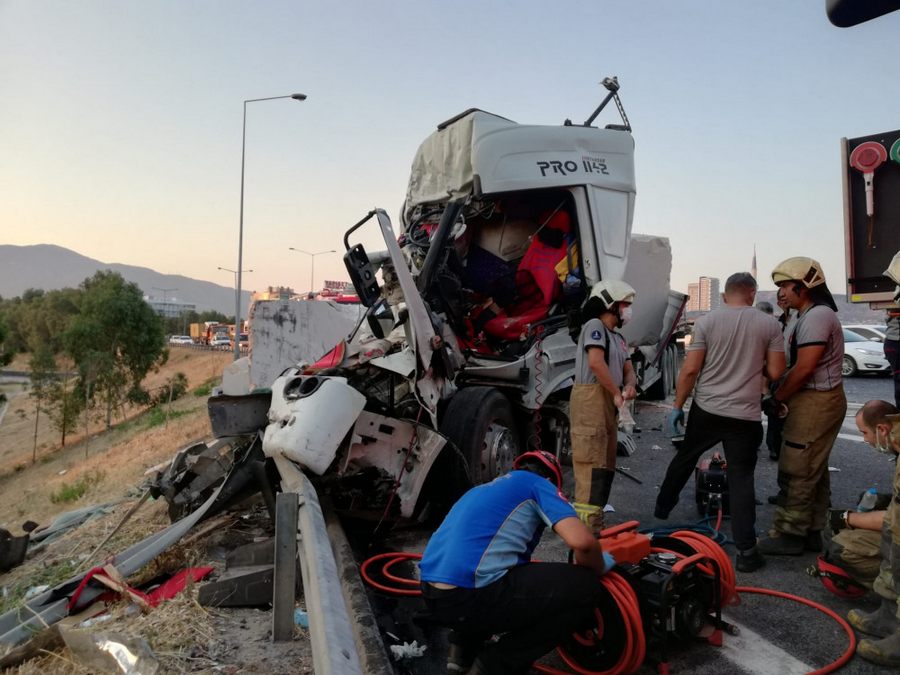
[882,251,900,409]
[569,279,637,533]
[758,257,847,556]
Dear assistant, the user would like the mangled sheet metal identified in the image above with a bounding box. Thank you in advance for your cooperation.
[0,441,267,648]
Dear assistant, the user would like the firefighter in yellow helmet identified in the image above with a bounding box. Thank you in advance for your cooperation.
[570,280,638,533]
[758,257,847,556]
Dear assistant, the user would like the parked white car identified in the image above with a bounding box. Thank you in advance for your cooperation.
[168,335,193,346]
[843,328,889,377]
[842,324,887,342]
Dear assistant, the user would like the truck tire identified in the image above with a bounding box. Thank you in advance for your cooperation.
[440,387,520,485]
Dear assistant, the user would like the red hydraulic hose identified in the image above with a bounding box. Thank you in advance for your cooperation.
[734,586,857,675]
[360,551,423,597]
[535,571,645,675]
[655,532,855,675]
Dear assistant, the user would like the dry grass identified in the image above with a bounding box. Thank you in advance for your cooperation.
[0,350,313,674]
[0,349,232,532]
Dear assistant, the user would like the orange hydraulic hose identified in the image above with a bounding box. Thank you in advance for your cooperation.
[670,530,738,606]
[359,551,422,596]
[734,586,857,675]
[536,571,645,675]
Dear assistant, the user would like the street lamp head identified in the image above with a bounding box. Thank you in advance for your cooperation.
[291,93,307,101]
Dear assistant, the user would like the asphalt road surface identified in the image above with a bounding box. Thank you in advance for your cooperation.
[365,374,897,674]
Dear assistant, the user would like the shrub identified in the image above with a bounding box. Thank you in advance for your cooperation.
[145,406,190,429]
[192,376,218,398]
[150,372,188,407]
[49,470,105,504]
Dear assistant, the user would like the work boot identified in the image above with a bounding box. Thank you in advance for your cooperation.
[589,468,615,536]
[805,530,822,552]
[587,510,605,537]
[848,598,900,638]
[757,531,805,556]
[735,547,766,573]
[857,627,900,668]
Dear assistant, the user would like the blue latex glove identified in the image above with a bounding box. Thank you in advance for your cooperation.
[667,408,685,436]
[599,551,617,576]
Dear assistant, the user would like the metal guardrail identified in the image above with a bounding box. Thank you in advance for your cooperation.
[292,473,364,674]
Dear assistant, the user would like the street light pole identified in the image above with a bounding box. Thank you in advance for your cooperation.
[219,266,253,359]
[236,92,307,361]
[288,248,336,296]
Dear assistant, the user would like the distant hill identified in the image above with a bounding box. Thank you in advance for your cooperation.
[0,244,250,315]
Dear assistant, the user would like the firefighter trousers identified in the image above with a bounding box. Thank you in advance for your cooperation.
[570,383,617,532]
[772,386,846,537]
[874,460,900,620]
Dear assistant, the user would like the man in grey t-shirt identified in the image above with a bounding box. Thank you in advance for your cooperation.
[655,272,785,572]
[758,257,847,556]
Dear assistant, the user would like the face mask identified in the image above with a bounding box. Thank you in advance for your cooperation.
[874,427,892,454]
[619,305,633,326]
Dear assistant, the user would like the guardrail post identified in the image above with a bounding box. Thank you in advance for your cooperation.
[272,492,299,642]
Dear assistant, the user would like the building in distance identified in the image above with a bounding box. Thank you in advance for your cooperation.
[685,276,720,312]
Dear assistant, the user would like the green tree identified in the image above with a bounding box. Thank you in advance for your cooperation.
[23,288,81,353]
[46,367,80,447]
[28,345,57,462]
[64,271,167,430]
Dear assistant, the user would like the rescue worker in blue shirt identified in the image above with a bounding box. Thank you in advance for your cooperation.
[419,450,615,675]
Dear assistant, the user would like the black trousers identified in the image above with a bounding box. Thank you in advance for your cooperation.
[655,402,763,551]
[765,413,785,458]
[884,338,900,409]
[421,563,604,674]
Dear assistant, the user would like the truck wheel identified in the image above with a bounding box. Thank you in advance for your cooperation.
[440,387,520,485]
[842,355,858,377]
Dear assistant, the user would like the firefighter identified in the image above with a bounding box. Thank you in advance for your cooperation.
[823,400,900,667]
[758,257,847,556]
[823,401,896,591]
[654,272,785,572]
[418,451,614,674]
[570,280,638,533]
[882,251,900,409]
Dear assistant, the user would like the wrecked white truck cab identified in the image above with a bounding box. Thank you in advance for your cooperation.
[263,90,685,519]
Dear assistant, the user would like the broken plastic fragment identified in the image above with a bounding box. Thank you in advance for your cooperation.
[828,466,841,472]
[24,584,49,600]
[294,608,309,628]
[60,627,160,674]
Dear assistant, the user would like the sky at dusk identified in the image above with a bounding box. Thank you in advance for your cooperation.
[2,1,898,301]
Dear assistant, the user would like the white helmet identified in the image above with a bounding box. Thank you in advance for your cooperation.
[884,251,900,286]
[588,280,636,310]
[771,257,826,288]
